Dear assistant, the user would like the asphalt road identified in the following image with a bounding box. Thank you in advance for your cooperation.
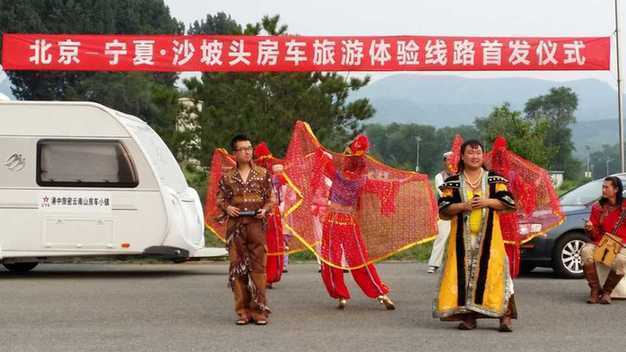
[1,262,625,352]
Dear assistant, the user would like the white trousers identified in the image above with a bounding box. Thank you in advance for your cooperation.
[428,220,451,268]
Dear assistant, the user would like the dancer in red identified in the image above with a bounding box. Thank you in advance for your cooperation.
[281,121,438,309]
[314,135,399,310]
[254,143,286,288]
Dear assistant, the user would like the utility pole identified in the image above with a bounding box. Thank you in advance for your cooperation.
[615,0,625,171]
[415,136,422,172]
[585,145,592,178]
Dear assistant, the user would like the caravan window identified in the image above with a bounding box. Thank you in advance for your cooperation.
[37,140,138,188]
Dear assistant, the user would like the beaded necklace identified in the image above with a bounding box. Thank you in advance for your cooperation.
[463,169,483,191]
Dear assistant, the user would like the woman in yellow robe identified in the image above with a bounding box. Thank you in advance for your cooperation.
[433,140,517,332]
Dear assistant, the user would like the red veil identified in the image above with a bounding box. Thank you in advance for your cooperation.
[204,148,236,242]
[281,121,439,269]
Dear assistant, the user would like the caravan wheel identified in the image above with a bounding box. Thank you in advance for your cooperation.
[3,262,39,272]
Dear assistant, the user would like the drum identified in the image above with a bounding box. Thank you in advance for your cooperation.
[594,232,624,267]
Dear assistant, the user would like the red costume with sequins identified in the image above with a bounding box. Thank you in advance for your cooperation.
[316,136,396,300]
[254,143,286,286]
[281,121,438,306]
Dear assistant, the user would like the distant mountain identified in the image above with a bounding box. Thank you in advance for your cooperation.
[0,72,620,156]
[572,119,619,158]
[353,74,618,127]
[352,74,622,156]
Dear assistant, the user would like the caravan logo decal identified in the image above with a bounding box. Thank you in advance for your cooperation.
[5,153,25,172]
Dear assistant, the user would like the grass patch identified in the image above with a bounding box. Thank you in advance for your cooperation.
[205,230,225,248]
[205,229,435,264]
[388,241,433,262]
[285,241,434,263]
[289,250,318,262]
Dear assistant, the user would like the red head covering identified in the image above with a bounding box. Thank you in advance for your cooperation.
[254,142,272,159]
[346,134,369,156]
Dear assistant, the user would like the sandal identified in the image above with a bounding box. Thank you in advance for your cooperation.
[457,317,477,330]
[236,318,250,326]
[377,295,396,310]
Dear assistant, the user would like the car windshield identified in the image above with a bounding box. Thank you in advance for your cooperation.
[560,177,626,206]
[560,179,603,205]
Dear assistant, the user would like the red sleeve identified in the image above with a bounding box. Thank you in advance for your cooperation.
[588,203,602,241]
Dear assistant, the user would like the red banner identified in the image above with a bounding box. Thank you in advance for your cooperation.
[1,33,610,72]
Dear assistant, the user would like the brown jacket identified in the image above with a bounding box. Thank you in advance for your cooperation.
[216,163,275,225]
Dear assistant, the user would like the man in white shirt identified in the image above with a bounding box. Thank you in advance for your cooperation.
[427,151,453,273]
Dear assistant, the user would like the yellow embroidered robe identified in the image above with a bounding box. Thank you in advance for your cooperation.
[433,171,517,320]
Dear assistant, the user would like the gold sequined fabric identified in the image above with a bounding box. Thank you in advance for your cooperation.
[281,121,439,269]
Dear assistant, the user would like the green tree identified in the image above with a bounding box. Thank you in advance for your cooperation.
[524,87,580,176]
[185,14,375,166]
[365,123,479,177]
[433,124,481,162]
[187,12,242,35]
[366,123,436,172]
[475,103,553,168]
[0,0,183,146]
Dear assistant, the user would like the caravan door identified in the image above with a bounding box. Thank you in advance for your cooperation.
[35,139,137,250]
[36,137,168,253]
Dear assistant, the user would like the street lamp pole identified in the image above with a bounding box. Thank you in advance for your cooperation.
[415,136,422,172]
[585,145,591,178]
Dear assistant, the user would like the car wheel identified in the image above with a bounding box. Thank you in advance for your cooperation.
[552,232,587,279]
[3,262,39,273]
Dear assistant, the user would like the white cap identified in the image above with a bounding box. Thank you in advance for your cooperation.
[442,151,452,160]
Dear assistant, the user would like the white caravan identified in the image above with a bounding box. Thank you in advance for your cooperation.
[0,101,225,272]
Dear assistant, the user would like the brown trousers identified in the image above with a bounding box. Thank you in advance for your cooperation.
[227,219,269,321]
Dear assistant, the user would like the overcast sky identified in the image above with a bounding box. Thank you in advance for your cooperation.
[1,0,624,86]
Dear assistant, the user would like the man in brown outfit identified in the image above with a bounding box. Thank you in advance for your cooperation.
[217,135,275,325]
